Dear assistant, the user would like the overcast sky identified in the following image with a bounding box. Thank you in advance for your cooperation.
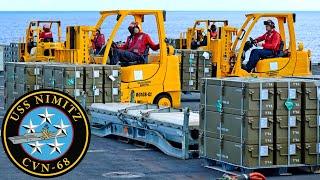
[0,0,319,11]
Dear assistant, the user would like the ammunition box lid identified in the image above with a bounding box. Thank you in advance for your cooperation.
[203,77,274,88]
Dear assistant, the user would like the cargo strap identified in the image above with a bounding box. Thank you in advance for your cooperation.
[258,82,262,167]
[219,80,223,161]
[317,86,320,164]
[189,52,194,89]
[287,82,292,166]
[93,66,96,103]
[240,82,244,166]
[204,78,208,157]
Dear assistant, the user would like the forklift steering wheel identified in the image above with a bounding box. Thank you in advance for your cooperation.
[250,37,257,47]
[111,41,118,48]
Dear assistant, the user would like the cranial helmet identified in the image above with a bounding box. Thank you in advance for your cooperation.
[264,19,275,28]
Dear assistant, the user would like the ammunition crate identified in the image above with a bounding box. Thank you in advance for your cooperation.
[304,114,320,143]
[85,65,105,88]
[14,62,43,85]
[53,64,84,89]
[303,142,320,165]
[43,64,56,89]
[104,87,120,103]
[275,115,302,143]
[85,87,104,106]
[201,78,274,116]
[104,65,121,88]
[4,62,15,82]
[275,79,302,115]
[59,88,86,106]
[275,143,302,165]
[201,136,274,167]
[200,108,273,144]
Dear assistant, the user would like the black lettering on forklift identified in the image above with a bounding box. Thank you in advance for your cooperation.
[136,92,152,97]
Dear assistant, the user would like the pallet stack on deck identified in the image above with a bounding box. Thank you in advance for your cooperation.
[4,62,121,110]
[177,49,213,92]
[200,78,275,167]
[200,77,320,171]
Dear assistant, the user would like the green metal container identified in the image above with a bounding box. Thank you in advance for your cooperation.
[275,115,302,143]
[53,64,84,90]
[199,108,273,145]
[304,114,320,143]
[201,136,274,168]
[104,87,120,103]
[201,78,274,116]
[4,62,15,82]
[104,65,121,88]
[303,142,320,165]
[14,62,43,85]
[43,64,56,89]
[275,79,302,116]
[275,143,302,165]
[85,65,104,88]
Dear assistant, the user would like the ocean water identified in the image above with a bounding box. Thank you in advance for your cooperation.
[0,11,319,62]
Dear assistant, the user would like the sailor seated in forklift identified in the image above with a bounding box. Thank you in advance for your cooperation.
[39,24,53,42]
[191,24,217,49]
[108,22,160,65]
[92,29,105,55]
[209,24,218,39]
[242,20,282,72]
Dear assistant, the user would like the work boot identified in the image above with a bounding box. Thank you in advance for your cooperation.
[241,64,251,73]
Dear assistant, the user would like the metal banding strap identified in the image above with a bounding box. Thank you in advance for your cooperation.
[111,66,114,102]
[287,81,291,166]
[204,78,208,157]
[240,82,244,166]
[219,79,223,161]
[258,82,262,167]
[93,66,96,103]
[317,85,320,165]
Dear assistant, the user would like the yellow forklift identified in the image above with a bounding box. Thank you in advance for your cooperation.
[54,10,181,108]
[211,13,311,77]
[180,19,229,50]
[21,20,65,62]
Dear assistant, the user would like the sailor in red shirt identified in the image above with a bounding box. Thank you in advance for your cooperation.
[243,20,281,72]
[109,22,160,65]
[92,29,105,54]
[39,24,53,42]
[209,24,217,39]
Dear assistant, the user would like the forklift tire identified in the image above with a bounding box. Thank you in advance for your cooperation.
[154,94,172,107]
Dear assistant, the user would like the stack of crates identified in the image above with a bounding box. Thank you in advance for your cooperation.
[177,49,213,92]
[274,79,302,165]
[4,62,45,110]
[179,50,198,92]
[290,76,320,165]
[3,45,12,62]
[84,65,121,105]
[200,77,320,169]
[200,78,275,167]
[4,62,121,110]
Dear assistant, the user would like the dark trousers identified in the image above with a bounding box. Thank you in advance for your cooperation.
[244,49,274,72]
[109,48,144,65]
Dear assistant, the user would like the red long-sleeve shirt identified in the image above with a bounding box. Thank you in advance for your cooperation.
[120,32,160,56]
[39,31,53,40]
[92,34,105,49]
[255,29,281,51]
